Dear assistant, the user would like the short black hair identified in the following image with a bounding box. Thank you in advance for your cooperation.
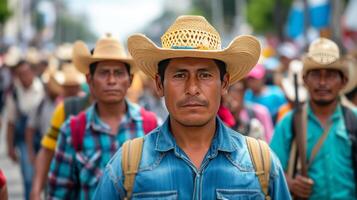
[89,62,131,76]
[157,58,227,83]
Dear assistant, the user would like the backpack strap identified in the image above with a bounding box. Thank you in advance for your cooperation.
[70,111,87,152]
[122,137,144,200]
[246,136,271,200]
[140,108,157,134]
[341,105,357,192]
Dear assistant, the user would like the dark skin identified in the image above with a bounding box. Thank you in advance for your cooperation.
[7,62,35,162]
[30,61,132,200]
[87,60,133,135]
[286,68,347,198]
[155,57,229,169]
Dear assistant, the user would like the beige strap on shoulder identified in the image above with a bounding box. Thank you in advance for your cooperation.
[246,137,271,200]
[122,137,144,200]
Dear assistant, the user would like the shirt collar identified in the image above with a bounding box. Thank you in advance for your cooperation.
[155,117,236,153]
[307,102,343,124]
[85,99,142,134]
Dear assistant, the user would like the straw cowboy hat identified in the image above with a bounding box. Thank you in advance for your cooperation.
[55,43,73,61]
[342,55,357,94]
[302,38,348,78]
[127,15,261,84]
[4,46,22,67]
[281,60,308,102]
[54,63,86,86]
[72,34,134,74]
[41,65,63,95]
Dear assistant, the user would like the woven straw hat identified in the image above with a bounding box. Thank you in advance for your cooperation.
[54,63,86,86]
[342,56,357,94]
[128,15,261,84]
[302,38,348,77]
[72,34,134,74]
[55,43,73,61]
[41,65,63,95]
[4,46,22,67]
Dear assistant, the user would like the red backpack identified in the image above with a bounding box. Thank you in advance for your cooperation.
[70,108,157,151]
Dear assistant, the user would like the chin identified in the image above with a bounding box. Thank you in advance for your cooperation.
[175,115,214,127]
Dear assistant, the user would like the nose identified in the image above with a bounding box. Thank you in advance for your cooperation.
[107,73,117,85]
[185,75,199,96]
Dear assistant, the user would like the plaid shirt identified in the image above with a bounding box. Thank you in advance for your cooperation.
[47,100,147,200]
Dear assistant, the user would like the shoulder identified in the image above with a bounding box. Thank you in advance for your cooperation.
[51,102,65,127]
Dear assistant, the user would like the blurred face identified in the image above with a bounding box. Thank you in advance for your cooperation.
[15,62,34,89]
[246,77,264,94]
[156,57,229,127]
[63,85,81,97]
[88,61,132,104]
[223,81,245,114]
[304,69,347,106]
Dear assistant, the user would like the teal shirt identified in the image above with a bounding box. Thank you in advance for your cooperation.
[270,103,357,200]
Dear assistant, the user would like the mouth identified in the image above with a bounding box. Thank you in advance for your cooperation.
[181,103,205,107]
[314,89,331,95]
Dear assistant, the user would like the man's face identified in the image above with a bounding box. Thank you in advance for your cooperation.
[15,63,34,89]
[303,69,347,106]
[63,85,81,97]
[88,61,132,104]
[156,57,229,127]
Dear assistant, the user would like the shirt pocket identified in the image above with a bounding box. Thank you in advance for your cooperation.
[132,190,178,200]
[75,150,102,187]
[216,189,264,200]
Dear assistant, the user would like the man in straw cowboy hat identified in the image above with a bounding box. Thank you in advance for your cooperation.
[47,35,158,199]
[94,15,290,199]
[271,38,357,199]
[30,60,89,200]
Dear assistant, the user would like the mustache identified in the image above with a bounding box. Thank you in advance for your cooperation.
[177,96,208,107]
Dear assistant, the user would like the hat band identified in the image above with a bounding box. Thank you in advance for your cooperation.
[171,45,212,50]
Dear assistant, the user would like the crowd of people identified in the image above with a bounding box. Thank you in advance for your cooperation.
[0,15,356,200]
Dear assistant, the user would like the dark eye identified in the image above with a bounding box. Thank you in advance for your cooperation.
[199,72,212,79]
[173,72,186,79]
[114,70,124,77]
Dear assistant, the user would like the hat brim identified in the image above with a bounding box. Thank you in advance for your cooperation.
[302,55,348,78]
[72,41,135,74]
[128,34,261,85]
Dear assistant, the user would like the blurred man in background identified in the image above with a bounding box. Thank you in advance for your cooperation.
[271,38,357,199]
[5,60,44,200]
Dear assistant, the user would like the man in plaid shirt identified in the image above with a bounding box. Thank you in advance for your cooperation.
[47,35,158,199]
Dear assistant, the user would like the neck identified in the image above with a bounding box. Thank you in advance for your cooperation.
[97,100,126,121]
[309,99,338,126]
[170,117,216,149]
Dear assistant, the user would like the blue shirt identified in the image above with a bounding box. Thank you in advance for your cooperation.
[93,118,291,199]
[270,103,357,200]
[47,101,149,200]
[245,85,287,121]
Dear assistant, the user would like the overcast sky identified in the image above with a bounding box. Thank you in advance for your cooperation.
[68,0,164,42]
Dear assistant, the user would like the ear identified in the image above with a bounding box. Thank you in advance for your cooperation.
[341,75,348,89]
[129,73,134,86]
[221,73,230,95]
[155,74,164,97]
[86,74,92,85]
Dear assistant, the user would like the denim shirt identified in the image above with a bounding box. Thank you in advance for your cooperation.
[94,117,291,200]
